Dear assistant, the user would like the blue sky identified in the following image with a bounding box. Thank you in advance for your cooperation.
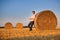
[0,0,60,27]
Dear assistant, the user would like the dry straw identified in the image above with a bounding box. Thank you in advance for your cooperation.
[5,22,13,29]
[16,23,23,29]
[34,10,57,30]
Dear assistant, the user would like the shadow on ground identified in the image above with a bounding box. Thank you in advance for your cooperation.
[0,35,60,40]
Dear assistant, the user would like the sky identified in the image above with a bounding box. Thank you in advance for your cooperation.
[0,0,60,27]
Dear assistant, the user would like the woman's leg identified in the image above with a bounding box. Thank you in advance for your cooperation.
[30,21,34,31]
[28,22,31,28]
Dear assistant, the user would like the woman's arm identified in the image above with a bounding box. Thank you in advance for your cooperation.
[29,18,35,20]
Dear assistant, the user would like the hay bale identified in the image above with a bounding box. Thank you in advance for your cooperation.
[16,23,23,29]
[5,22,13,29]
[34,10,57,30]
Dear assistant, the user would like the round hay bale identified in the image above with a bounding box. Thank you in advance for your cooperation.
[16,23,23,29]
[5,22,13,29]
[34,10,57,30]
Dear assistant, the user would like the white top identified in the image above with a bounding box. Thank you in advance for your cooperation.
[30,14,35,21]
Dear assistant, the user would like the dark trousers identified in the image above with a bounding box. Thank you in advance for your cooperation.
[28,21,34,31]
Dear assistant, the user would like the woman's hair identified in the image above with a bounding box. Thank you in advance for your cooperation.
[32,11,35,14]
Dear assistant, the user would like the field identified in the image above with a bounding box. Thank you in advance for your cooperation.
[0,27,60,40]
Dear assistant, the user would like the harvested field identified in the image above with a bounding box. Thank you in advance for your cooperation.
[0,28,60,40]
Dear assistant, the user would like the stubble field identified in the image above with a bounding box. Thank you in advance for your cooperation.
[0,27,60,40]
